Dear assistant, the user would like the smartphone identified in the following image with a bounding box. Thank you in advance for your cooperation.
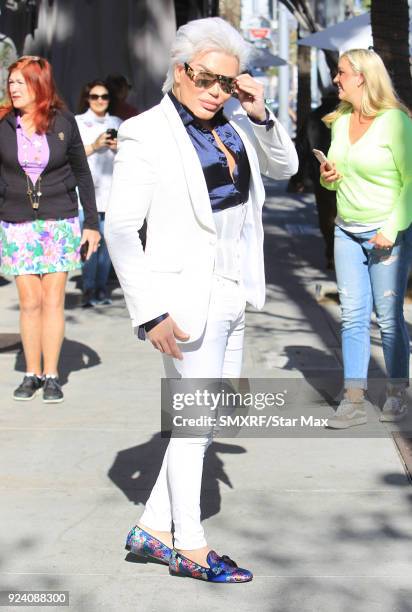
[106,128,118,139]
[313,148,331,169]
[312,149,328,164]
[80,241,89,262]
[312,149,332,170]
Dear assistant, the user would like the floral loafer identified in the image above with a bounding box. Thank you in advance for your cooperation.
[169,549,253,583]
[125,525,172,565]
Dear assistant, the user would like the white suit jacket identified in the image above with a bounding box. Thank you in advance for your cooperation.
[105,94,298,342]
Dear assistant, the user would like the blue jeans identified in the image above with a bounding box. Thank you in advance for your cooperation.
[79,210,111,293]
[334,224,412,389]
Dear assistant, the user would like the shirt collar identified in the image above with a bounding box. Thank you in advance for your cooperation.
[85,107,108,123]
[15,114,30,138]
[168,91,225,129]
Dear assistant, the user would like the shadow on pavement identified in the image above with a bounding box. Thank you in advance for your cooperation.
[108,433,246,522]
[245,469,412,611]
[14,337,101,386]
[0,536,72,600]
[0,275,11,287]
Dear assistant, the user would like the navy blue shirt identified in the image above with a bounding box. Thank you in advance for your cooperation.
[169,92,250,212]
[139,94,252,338]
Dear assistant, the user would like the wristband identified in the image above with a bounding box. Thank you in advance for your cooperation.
[249,108,275,131]
[144,313,170,332]
[137,313,170,341]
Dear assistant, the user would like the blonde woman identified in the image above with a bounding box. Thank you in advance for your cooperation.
[321,48,412,428]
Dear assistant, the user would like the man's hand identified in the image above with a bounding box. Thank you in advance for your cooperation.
[235,73,266,122]
[147,316,190,360]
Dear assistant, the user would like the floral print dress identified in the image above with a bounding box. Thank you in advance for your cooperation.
[0,217,82,275]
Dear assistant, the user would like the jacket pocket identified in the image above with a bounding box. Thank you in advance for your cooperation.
[0,176,8,197]
[148,255,183,272]
[63,176,78,203]
[0,177,7,208]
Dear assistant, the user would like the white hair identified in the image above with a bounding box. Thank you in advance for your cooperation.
[162,17,253,94]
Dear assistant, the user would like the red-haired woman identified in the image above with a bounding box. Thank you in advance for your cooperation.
[0,56,99,403]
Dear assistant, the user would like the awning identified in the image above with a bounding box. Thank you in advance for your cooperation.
[249,48,287,68]
[298,12,373,53]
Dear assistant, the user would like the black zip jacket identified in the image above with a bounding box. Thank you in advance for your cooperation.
[0,108,98,230]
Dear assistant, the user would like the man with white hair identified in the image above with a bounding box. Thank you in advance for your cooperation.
[106,16,298,583]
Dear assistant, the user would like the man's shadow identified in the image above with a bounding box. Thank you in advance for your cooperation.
[108,432,246,521]
[14,337,101,385]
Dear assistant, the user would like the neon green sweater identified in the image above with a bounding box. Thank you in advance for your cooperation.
[321,108,412,242]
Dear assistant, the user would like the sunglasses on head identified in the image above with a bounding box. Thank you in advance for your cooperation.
[184,63,236,95]
[20,55,42,63]
[18,55,45,69]
[89,93,109,101]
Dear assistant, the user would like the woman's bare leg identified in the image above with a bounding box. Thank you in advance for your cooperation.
[15,274,42,376]
[40,272,67,375]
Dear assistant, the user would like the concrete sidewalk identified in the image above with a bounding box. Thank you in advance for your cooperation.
[1,181,412,612]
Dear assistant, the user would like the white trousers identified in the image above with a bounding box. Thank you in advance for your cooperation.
[140,275,246,549]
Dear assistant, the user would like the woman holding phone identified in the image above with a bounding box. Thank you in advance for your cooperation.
[0,56,99,403]
[76,80,122,306]
[320,48,412,428]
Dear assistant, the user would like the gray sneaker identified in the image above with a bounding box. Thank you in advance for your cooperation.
[327,398,369,429]
[379,393,408,422]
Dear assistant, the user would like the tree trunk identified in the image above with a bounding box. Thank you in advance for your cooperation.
[296,41,312,134]
[371,0,412,109]
[174,0,218,28]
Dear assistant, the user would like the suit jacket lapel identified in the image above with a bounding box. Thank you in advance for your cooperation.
[159,95,215,234]
[223,98,260,188]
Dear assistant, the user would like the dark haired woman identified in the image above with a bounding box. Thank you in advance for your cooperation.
[0,56,99,403]
[76,80,122,306]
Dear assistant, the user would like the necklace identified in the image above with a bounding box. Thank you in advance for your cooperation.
[26,174,42,210]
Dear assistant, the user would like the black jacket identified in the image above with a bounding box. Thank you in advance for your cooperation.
[0,108,98,230]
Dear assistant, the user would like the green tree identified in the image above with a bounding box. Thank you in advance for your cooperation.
[0,36,17,105]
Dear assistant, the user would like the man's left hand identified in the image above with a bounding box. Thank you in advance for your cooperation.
[235,73,266,122]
